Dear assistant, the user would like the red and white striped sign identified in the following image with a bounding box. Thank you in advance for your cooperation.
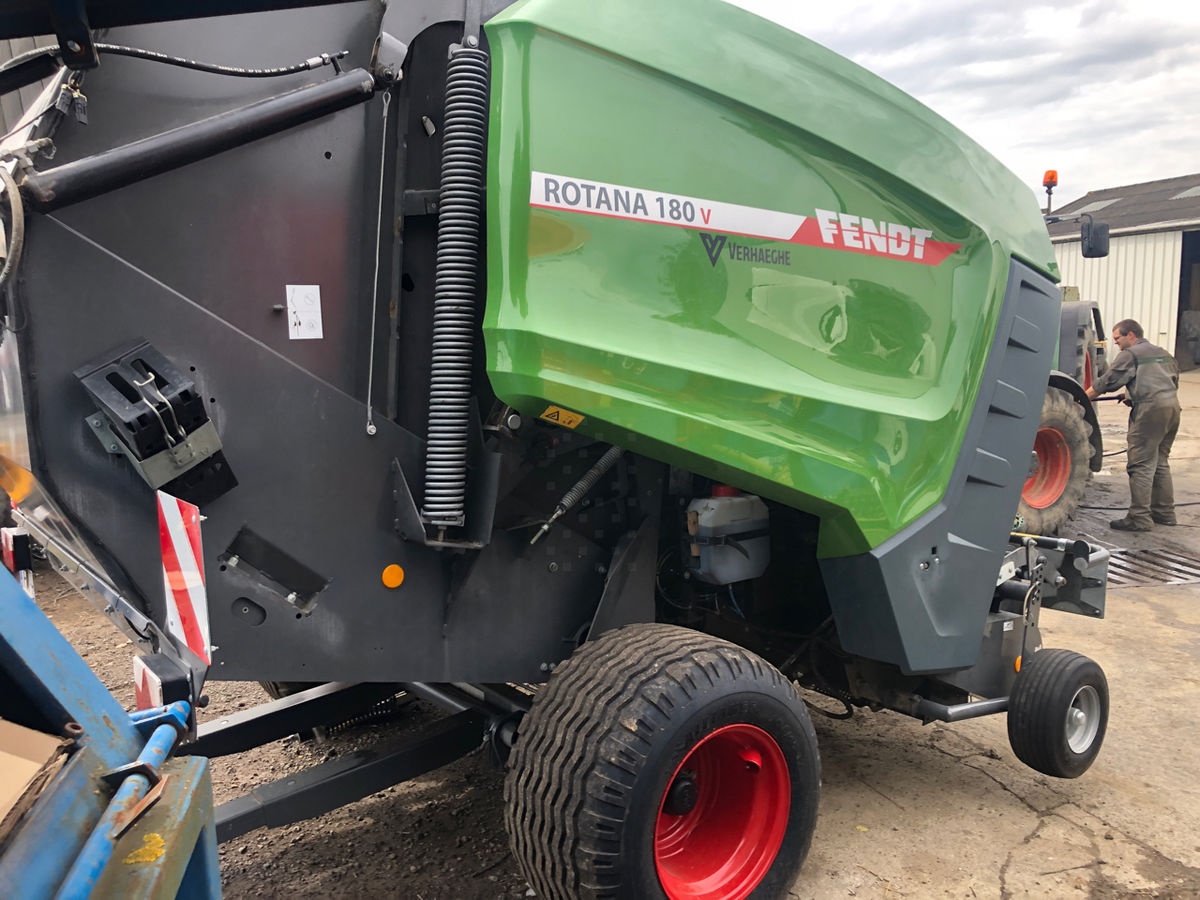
[133,656,163,710]
[157,490,210,665]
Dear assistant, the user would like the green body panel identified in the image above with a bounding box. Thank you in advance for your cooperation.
[482,0,1057,556]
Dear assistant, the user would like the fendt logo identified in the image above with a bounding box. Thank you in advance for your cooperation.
[813,209,937,262]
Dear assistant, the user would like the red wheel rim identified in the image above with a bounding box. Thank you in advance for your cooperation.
[655,724,790,900]
[1023,427,1071,508]
[1083,349,1094,392]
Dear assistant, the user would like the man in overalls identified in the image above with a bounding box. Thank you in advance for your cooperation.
[1086,318,1181,531]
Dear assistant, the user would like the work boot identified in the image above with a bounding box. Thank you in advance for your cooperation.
[1110,518,1152,532]
[1151,514,1177,526]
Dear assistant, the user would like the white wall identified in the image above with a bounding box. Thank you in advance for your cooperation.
[1053,230,1182,351]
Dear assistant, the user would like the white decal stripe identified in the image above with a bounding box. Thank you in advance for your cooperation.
[530,171,806,241]
[158,491,210,664]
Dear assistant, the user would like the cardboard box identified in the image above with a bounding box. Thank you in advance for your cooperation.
[0,719,68,848]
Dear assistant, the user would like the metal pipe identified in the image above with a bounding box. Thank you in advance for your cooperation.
[401,682,477,715]
[402,681,531,718]
[476,683,533,714]
[1010,533,1091,559]
[20,68,376,212]
[55,717,185,899]
[915,696,1009,723]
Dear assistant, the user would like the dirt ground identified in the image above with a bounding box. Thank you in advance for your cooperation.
[27,374,1200,899]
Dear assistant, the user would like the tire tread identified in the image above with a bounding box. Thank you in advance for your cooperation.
[505,624,815,898]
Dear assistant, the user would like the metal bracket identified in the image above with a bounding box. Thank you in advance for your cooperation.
[461,0,483,47]
[111,775,170,840]
[86,415,223,490]
[391,402,499,550]
[401,188,440,216]
[586,516,659,641]
[50,0,99,70]
[101,760,161,791]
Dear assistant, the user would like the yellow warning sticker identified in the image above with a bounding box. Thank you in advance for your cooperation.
[539,405,584,429]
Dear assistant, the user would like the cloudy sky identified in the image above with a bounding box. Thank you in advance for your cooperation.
[726,0,1200,208]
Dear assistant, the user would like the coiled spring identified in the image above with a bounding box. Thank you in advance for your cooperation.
[530,446,624,545]
[421,47,489,528]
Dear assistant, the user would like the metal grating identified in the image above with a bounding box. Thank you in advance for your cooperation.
[1106,548,1200,588]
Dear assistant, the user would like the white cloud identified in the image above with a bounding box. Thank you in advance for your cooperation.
[725,0,1200,202]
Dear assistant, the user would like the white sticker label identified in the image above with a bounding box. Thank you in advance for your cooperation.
[529,171,961,266]
[286,284,324,340]
[530,171,807,241]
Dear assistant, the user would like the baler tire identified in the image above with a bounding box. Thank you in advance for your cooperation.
[1018,387,1092,535]
[504,623,820,899]
[1007,649,1108,778]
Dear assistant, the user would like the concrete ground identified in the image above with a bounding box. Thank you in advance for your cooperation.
[792,372,1200,897]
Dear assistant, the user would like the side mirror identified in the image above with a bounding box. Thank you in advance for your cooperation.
[1080,215,1109,258]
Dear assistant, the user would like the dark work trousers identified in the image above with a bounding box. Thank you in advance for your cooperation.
[1125,401,1181,526]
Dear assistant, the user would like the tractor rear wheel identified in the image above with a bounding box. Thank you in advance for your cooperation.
[504,623,820,899]
[1018,387,1092,534]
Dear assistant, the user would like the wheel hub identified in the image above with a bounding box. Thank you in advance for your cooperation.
[1066,685,1101,753]
[654,723,790,900]
[1023,426,1072,509]
[663,773,699,816]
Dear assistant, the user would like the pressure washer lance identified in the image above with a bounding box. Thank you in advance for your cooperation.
[529,445,624,546]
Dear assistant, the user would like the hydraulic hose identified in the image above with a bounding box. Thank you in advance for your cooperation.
[0,42,348,82]
[92,43,350,78]
[0,165,25,295]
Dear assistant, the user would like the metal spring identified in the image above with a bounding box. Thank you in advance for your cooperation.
[529,446,624,545]
[421,47,489,528]
[559,445,624,512]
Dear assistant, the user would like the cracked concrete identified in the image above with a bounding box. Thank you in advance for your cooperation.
[790,371,1200,898]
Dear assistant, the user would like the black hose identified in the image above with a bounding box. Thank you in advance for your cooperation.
[0,45,57,75]
[93,43,349,78]
[0,42,348,80]
[0,166,25,295]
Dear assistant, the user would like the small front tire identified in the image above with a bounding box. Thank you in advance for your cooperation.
[1007,649,1108,778]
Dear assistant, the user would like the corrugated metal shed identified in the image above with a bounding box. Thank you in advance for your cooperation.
[0,36,57,137]
[1054,230,1182,352]
[1047,172,1200,238]
[1051,173,1200,367]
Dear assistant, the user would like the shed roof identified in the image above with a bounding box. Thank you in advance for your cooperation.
[1047,172,1200,239]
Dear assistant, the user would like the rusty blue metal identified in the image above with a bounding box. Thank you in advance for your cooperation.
[0,568,219,898]
[56,721,185,899]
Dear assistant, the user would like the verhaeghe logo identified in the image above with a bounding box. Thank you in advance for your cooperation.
[700,233,727,266]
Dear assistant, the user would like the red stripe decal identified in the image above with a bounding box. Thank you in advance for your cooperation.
[157,492,209,664]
